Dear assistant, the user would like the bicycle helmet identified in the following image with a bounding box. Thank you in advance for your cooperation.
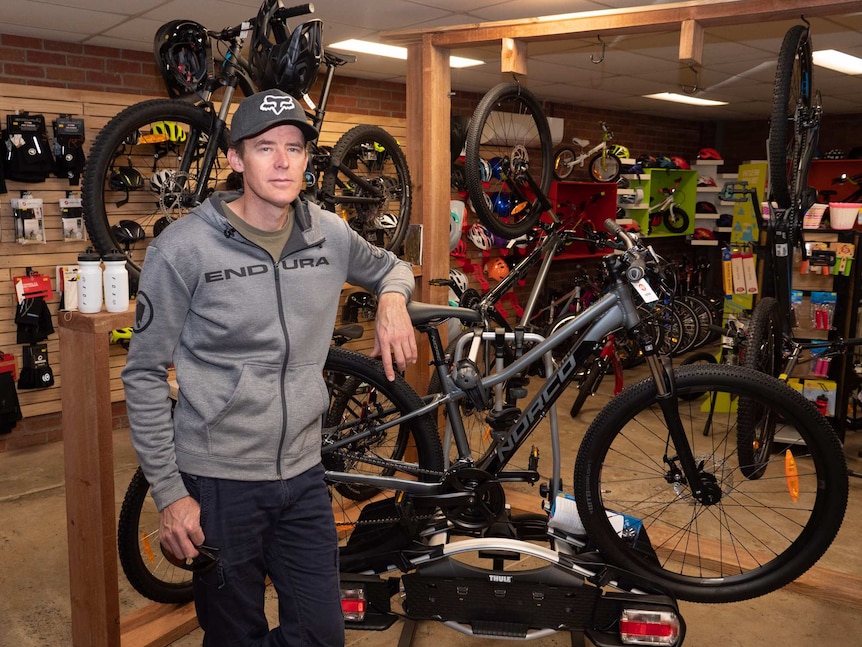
[478,157,492,183]
[670,155,690,169]
[153,20,211,98]
[150,121,188,143]
[608,144,630,158]
[491,191,512,218]
[697,147,722,160]
[150,169,174,193]
[697,175,717,187]
[341,290,377,323]
[485,257,509,282]
[696,200,718,214]
[111,220,145,247]
[449,268,469,295]
[449,200,465,251]
[109,166,144,192]
[467,223,493,250]
[451,239,467,258]
[372,213,397,230]
[250,0,323,95]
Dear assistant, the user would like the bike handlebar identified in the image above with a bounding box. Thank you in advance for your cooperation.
[275,3,315,20]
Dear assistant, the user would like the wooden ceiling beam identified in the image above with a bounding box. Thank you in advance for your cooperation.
[383,0,861,48]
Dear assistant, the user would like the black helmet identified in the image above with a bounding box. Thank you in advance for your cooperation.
[154,20,211,98]
[112,220,146,247]
[109,165,144,192]
[250,1,322,96]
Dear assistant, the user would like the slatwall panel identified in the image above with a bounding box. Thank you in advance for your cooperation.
[0,82,407,421]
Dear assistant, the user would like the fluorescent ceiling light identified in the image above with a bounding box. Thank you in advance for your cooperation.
[644,92,728,107]
[813,49,862,75]
[328,39,483,68]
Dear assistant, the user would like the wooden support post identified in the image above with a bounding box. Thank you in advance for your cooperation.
[59,307,196,647]
[405,35,451,394]
[502,37,528,76]
[679,19,704,65]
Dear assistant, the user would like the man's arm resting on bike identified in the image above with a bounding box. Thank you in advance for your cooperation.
[372,292,417,381]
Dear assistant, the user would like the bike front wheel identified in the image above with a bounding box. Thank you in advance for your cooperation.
[322,347,444,573]
[464,82,553,239]
[662,204,690,234]
[587,152,621,183]
[573,363,848,603]
[320,124,412,252]
[82,99,231,289]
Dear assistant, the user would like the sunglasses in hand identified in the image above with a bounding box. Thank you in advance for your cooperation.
[160,542,220,573]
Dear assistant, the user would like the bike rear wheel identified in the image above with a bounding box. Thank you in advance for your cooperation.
[322,347,444,573]
[82,99,231,289]
[573,363,848,603]
[768,24,816,211]
[465,82,553,239]
[662,204,690,234]
[552,147,577,181]
[117,466,194,604]
[320,124,412,252]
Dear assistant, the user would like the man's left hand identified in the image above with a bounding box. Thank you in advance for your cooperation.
[371,293,417,381]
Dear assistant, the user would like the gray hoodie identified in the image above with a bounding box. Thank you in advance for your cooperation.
[121,192,414,510]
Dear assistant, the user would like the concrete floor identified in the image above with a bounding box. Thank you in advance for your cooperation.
[1,377,861,647]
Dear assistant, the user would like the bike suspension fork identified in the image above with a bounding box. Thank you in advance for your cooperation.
[638,327,710,503]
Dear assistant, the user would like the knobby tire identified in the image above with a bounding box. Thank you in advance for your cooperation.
[573,363,848,603]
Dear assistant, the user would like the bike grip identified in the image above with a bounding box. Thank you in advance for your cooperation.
[277,3,314,19]
[626,259,646,282]
[604,218,622,236]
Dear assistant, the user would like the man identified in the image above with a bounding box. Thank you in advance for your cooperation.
[121,88,416,646]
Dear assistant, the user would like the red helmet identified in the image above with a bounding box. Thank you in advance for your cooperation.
[670,155,690,169]
[697,147,722,160]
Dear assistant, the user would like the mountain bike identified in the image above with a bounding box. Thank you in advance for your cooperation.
[552,121,624,183]
[82,1,411,290]
[321,220,847,622]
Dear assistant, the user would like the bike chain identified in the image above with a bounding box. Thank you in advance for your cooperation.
[332,450,444,527]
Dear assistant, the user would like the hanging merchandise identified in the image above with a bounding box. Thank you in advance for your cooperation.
[15,296,54,344]
[60,193,86,241]
[4,112,54,183]
[0,372,22,435]
[52,115,86,185]
[56,264,80,312]
[18,344,54,390]
[13,269,53,303]
[11,193,46,244]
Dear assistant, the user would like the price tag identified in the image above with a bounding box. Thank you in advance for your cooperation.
[633,278,658,303]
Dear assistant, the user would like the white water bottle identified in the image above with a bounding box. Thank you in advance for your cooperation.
[102,249,130,313]
[77,248,103,314]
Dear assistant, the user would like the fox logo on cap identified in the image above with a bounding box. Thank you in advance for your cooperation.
[260,94,298,116]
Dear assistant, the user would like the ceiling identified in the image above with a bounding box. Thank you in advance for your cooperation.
[3,0,862,121]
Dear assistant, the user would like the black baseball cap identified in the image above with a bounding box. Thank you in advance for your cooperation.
[230,89,318,144]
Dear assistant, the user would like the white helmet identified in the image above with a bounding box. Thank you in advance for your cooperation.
[449,200,465,252]
[467,222,492,250]
[372,213,398,229]
[449,268,469,296]
[150,169,174,193]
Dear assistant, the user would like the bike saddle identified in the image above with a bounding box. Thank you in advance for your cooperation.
[407,301,482,327]
[571,137,589,147]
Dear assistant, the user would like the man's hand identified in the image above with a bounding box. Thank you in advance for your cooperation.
[159,495,205,561]
[371,292,417,381]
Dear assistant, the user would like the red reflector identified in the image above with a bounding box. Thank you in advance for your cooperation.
[620,620,674,638]
[341,599,366,614]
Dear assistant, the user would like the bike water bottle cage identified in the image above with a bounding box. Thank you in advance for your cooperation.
[153,20,211,98]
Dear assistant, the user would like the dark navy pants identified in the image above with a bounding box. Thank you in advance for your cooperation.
[183,464,344,646]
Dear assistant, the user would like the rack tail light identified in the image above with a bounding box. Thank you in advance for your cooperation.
[619,609,682,646]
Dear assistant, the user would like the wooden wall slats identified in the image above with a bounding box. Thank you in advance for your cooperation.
[0,83,406,422]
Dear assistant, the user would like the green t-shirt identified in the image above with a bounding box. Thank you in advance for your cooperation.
[222,201,294,262]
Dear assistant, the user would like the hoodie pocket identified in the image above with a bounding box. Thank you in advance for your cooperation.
[204,362,283,460]
[282,362,329,458]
